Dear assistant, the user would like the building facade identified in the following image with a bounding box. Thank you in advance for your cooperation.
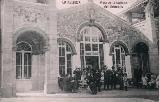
[0,0,159,97]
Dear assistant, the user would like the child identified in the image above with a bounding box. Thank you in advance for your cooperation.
[156,75,159,89]
[123,73,128,91]
[148,74,156,89]
[141,74,148,88]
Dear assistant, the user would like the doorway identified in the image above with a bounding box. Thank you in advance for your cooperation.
[85,56,99,69]
[133,42,149,82]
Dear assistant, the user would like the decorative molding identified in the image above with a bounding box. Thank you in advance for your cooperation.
[13,5,48,24]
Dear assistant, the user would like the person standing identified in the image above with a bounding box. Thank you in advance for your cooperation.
[118,67,124,90]
[123,73,128,91]
[88,69,97,94]
[111,66,117,89]
[103,66,108,90]
[95,69,101,92]
[141,74,148,88]
[156,75,159,89]
[104,67,112,90]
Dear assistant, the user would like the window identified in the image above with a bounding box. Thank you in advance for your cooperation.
[16,42,32,79]
[85,44,91,51]
[112,45,126,69]
[92,44,98,51]
[80,26,104,68]
[59,41,72,77]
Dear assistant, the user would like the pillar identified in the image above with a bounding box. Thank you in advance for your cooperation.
[31,55,38,90]
[44,0,59,94]
[72,42,81,74]
[1,0,16,97]
[149,49,159,74]
[103,43,112,69]
[38,54,45,90]
[44,47,59,94]
[125,55,132,78]
[144,0,156,42]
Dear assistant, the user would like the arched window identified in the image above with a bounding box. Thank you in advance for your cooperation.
[80,26,104,69]
[16,42,32,79]
[58,41,72,77]
[112,44,126,69]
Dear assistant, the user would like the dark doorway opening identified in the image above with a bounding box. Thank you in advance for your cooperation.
[133,42,149,82]
[85,56,99,69]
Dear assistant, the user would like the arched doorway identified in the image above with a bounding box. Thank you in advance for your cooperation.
[15,30,48,92]
[110,41,129,70]
[133,42,149,82]
[79,26,104,69]
[58,40,75,77]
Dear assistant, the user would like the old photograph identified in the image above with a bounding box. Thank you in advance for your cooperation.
[0,0,159,102]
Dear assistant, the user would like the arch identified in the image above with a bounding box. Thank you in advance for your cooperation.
[77,21,108,42]
[16,41,32,51]
[57,38,77,55]
[132,41,150,80]
[132,40,149,53]
[13,27,49,54]
[109,41,129,55]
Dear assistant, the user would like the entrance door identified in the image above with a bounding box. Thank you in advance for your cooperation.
[16,42,32,92]
[85,56,99,69]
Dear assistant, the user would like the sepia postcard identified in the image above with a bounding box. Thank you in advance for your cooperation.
[0,0,159,102]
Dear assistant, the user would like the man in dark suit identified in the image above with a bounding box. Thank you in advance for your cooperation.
[95,69,101,92]
[104,66,112,90]
[111,66,117,89]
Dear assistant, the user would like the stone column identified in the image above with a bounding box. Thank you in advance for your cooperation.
[125,55,132,78]
[44,52,49,94]
[44,0,59,94]
[44,40,59,93]
[38,54,45,90]
[72,42,81,74]
[103,43,112,69]
[1,0,16,97]
[144,1,156,42]
[31,55,38,91]
[149,49,159,74]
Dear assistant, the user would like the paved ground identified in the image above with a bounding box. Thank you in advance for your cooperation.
[0,97,158,102]
[0,88,159,102]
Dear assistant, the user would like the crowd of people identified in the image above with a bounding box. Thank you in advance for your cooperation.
[82,65,129,94]
[58,65,159,94]
[141,73,159,89]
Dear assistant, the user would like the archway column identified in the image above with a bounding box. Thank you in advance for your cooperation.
[72,42,81,74]
[44,47,59,94]
[0,0,16,97]
[1,49,16,97]
[125,55,132,78]
[32,54,45,91]
[31,55,39,91]
[103,43,112,69]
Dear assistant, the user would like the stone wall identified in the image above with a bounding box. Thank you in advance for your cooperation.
[57,3,151,51]
[57,2,158,76]
[1,0,59,97]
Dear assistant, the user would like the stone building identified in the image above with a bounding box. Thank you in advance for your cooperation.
[0,0,159,97]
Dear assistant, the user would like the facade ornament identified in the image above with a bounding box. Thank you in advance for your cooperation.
[89,18,95,26]
[88,0,94,3]
[13,5,48,24]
